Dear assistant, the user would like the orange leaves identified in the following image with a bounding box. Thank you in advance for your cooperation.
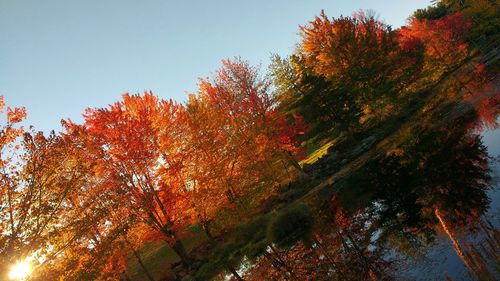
[0,96,5,112]
[0,115,99,277]
[40,60,307,269]
[81,92,184,168]
[183,58,306,231]
[63,92,195,256]
[296,10,427,127]
[299,10,401,81]
[0,97,27,157]
[6,107,27,124]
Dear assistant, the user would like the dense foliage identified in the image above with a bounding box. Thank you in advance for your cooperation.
[1,1,499,280]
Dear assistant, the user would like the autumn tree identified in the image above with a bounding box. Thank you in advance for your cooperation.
[271,11,424,137]
[400,11,472,72]
[63,92,193,266]
[184,58,305,233]
[0,98,30,277]
[362,116,493,278]
[0,97,100,280]
[0,98,27,272]
[39,220,156,281]
[32,177,161,281]
[414,0,500,45]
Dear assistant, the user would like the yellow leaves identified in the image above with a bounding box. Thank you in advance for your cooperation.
[359,105,373,125]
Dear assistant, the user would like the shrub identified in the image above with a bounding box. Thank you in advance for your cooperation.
[267,204,315,248]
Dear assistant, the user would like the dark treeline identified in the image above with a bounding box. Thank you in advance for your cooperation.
[0,0,499,280]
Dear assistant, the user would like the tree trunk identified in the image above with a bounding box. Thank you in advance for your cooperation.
[131,247,155,281]
[269,244,297,280]
[313,235,339,274]
[120,271,132,281]
[171,239,191,266]
[124,237,155,281]
[280,159,293,182]
[287,151,304,175]
[344,231,380,281]
[228,266,245,281]
[263,251,291,281]
[434,208,475,275]
[202,221,214,241]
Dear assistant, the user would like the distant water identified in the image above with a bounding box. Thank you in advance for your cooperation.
[404,121,500,281]
[482,124,500,219]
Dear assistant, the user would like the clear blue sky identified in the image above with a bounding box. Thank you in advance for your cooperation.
[0,0,431,132]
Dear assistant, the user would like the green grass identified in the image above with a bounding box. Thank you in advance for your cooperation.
[127,225,207,281]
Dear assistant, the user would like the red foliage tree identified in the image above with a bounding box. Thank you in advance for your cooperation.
[63,92,193,265]
[400,12,473,66]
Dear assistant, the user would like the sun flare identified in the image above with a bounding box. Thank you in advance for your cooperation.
[8,260,32,280]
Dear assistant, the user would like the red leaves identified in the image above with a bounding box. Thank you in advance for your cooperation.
[398,32,423,53]
[64,92,194,253]
[403,12,473,63]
